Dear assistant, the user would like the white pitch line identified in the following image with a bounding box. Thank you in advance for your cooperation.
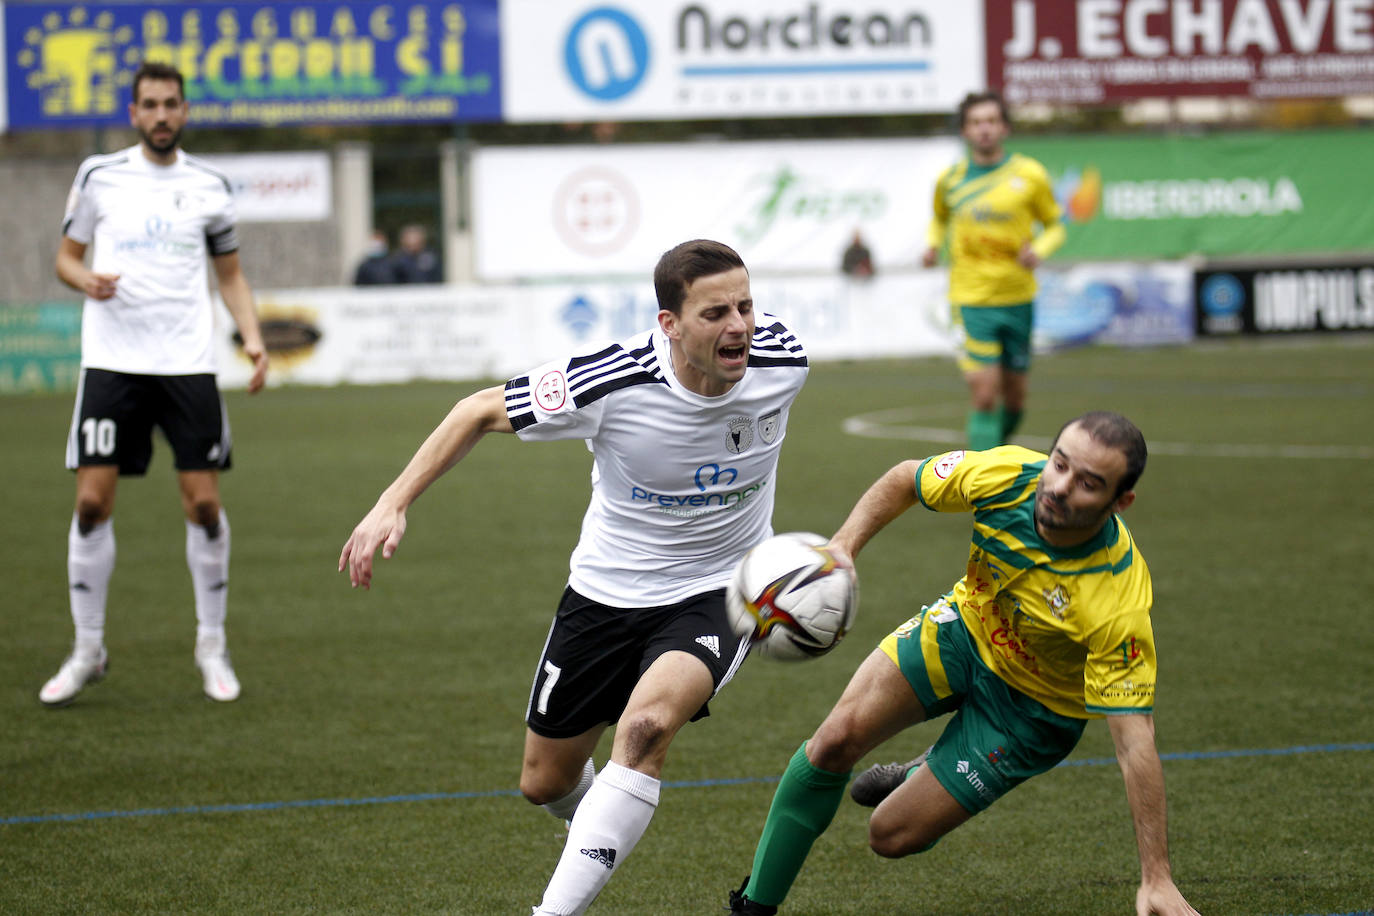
[842,409,1374,460]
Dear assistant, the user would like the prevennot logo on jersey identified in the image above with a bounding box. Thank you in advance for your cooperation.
[934,450,966,479]
[535,370,567,411]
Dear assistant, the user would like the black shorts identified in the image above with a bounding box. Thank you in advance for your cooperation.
[526,586,749,739]
[66,368,233,476]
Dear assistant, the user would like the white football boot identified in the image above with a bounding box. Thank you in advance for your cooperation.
[39,646,109,706]
[195,635,241,702]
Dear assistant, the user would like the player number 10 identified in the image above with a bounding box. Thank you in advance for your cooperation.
[81,417,116,457]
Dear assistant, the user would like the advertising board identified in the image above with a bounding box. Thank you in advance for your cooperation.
[501,0,984,122]
[986,0,1374,104]
[3,1,501,129]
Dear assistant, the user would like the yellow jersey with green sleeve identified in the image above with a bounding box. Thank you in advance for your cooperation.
[914,446,1155,719]
[926,153,1065,306]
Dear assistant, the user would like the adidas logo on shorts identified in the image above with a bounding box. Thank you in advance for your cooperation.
[580,846,617,869]
[694,635,721,658]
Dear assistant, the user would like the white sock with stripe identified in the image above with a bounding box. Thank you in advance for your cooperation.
[68,515,114,653]
[186,509,230,642]
[532,761,660,915]
[542,757,596,822]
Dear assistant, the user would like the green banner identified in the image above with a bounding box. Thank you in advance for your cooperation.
[0,303,82,394]
[1014,130,1374,261]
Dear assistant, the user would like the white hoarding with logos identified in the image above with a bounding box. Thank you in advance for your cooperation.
[212,272,957,389]
[470,136,964,280]
[501,1,984,122]
[200,152,332,223]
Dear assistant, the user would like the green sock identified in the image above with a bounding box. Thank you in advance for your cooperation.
[1001,408,1023,443]
[744,743,851,907]
[967,408,1001,450]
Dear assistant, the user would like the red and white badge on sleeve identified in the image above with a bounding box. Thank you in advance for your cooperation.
[933,450,965,479]
[535,370,567,412]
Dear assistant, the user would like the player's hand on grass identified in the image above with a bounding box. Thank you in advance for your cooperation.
[339,504,408,589]
[1137,880,1200,916]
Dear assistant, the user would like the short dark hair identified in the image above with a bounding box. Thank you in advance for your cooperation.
[653,240,746,314]
[1052,411,1148,496]
[957,90,1010,129]
[132,61,185,103]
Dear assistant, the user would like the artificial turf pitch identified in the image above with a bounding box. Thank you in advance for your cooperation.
[4,337,1371,914]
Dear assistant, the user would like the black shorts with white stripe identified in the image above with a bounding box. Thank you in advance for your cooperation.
[525,586,748,739]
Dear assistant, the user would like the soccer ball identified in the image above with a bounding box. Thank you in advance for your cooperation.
[727,532,858,662]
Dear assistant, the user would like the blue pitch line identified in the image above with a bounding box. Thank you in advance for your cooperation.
[4,742,1371,828]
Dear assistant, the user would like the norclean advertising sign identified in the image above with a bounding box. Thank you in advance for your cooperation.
[500,0,984,122]
[470,136,963,280]
[1015,130,1374,260]
[3,1,501,130]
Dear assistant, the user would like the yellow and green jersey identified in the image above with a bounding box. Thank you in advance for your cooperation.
[927,153,1065,306]
[914,446,1156,719]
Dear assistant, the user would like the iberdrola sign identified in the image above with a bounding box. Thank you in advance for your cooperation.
[1014,130,1372,260]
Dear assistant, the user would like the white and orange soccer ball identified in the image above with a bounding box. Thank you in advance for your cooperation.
[727,532,858,661]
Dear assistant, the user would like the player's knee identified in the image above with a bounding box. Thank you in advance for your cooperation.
[75,498,110,533]
[868,817,937,859]
[191,500,221,534]
[519,769,574,807]
[617,713,672,769]
[807,715,867,772]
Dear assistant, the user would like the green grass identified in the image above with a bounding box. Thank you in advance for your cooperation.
[3,337,1372,915]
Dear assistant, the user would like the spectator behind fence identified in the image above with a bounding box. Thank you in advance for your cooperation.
[391,224,442,284]
[840,229,875,279]
[354,230,398,286]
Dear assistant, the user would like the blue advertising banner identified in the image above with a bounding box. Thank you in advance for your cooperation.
[1034,261,1195,350]
[4,1,500,129]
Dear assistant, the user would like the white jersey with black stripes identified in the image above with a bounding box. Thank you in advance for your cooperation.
[504,316,809,607]
[62,145,239,375]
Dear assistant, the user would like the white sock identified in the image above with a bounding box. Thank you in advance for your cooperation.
[542,758,596,822]
[532,761,660,916]
[68,515,114,652]
[186,509,230,642]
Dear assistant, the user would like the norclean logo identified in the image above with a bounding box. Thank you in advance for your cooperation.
[565,7,652,101]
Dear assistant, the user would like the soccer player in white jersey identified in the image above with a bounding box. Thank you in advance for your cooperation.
[40,62,269,707]
[340,239,808,914]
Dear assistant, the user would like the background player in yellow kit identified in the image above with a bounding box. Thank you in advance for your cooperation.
[727,411,1199,916]
[922,91,1066,451]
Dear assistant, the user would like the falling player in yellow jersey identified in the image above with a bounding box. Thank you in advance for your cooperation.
[922,91,1066,451]
[727,411,1200,916]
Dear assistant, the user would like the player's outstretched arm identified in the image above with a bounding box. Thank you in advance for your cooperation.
[339,385,514,589]
[828,459,922,564]
[212,251,269,393]
[1107,713,1202,916]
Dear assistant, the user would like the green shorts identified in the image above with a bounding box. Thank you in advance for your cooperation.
[956,303,1033,373]
[879,599,1085,814]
